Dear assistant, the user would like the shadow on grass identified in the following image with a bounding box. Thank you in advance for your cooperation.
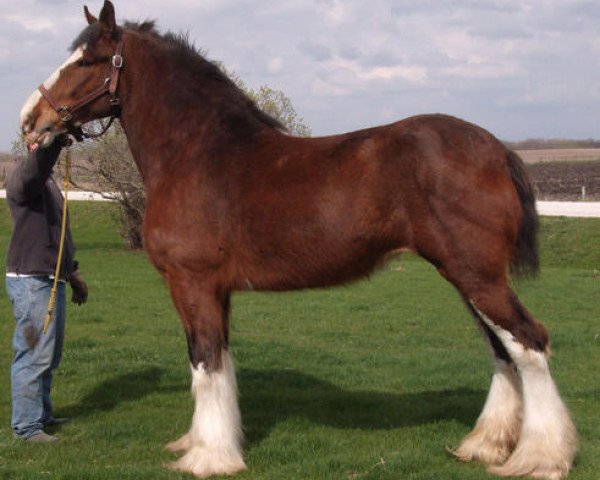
[57,366,483,445]
[61,366,184,418]
[239,368,484,446]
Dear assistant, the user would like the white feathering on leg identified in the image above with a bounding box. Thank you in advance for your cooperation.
[470,302,577,480]
[453,358,522,465]
[489,350,577,480]
[168,350,246,477]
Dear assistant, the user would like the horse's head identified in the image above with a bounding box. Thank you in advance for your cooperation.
[21,0,123,148]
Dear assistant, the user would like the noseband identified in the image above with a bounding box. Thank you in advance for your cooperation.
[38,40,124,141]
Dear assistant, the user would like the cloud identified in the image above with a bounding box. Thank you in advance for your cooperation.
[267,56,283,73]
[360,64,427,82]
[315,0,352,26]
[1,0,600,150]
[338,45,360,60]
[298,41,332,62]
[3,14,56,33]
[311,56,427,99]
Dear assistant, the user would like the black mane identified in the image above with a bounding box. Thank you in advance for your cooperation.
[70,20,156,51]
[70,20,284,133]
[70,22,102,51]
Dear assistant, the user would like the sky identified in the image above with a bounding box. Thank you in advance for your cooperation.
[1,0,599,151]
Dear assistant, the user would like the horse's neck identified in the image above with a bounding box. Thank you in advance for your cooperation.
[117,38,268,186]
[121,35,270,186]
[117,64,178,184]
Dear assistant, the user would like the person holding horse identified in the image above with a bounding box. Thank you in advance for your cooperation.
[5,134,88,442]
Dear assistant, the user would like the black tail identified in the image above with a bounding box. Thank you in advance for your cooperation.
[506,149,539,277]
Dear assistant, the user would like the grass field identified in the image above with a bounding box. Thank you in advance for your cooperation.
[0,201,598,479]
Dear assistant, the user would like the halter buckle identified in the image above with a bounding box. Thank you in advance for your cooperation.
[58,107,73,123]
[112,54,124,69]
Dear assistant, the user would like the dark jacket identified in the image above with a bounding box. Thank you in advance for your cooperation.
[5,141,77,280]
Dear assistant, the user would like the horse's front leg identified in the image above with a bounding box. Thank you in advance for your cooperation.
[165,277,246,477]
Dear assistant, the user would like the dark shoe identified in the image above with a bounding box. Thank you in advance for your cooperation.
[44,417,69,427]
[26,431,58,443]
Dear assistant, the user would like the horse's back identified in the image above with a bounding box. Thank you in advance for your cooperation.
[221,114,521,289]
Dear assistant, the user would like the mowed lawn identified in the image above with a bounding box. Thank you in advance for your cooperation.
[0,200,598,480]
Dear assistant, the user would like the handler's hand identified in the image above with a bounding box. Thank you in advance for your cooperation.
[55,133,73,148]
[70,271,88,305]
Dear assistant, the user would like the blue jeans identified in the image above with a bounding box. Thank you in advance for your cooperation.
[6,276,66,438]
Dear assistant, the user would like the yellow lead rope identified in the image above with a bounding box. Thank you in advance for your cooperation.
[43,147,72,334]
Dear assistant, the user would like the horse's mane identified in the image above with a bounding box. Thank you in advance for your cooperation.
[70,20,285,133]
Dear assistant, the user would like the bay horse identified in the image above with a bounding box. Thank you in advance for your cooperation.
[20,2,577,478]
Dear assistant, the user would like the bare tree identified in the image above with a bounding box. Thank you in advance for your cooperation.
[87,123,145,249]
[247,85,311,137]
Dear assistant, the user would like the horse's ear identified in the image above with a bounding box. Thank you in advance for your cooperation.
[99,0,117,34]
[84,6,98,25]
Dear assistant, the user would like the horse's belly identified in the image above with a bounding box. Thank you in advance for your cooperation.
[242,235,397,291]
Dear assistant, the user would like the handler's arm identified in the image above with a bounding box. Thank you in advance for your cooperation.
[6,141,62,204]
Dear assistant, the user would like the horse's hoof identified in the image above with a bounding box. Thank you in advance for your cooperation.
[487,441,575,480]
[452,437,512,466]
[165,432,192,453]
[452,420,519,466]
[167,446,247,478]
[488,461,570,480]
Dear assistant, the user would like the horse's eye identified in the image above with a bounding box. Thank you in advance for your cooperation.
[77,59,94,67]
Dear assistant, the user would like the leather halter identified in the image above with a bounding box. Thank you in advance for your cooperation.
[38,40,124,140]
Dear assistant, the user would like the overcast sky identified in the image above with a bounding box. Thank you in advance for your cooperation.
[1,0,599,151]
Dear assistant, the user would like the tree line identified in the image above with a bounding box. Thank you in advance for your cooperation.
[504,138,600,150]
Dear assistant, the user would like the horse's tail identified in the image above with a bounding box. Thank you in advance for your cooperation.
[506,149,539,277]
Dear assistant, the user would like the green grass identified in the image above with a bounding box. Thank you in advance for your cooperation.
[0,201,598,479]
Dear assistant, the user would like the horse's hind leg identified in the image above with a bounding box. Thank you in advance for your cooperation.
[454,278,577,479]
[453,301,522,465]
[164,274,246,478]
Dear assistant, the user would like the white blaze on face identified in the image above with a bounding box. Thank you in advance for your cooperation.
[20,46,86,132]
